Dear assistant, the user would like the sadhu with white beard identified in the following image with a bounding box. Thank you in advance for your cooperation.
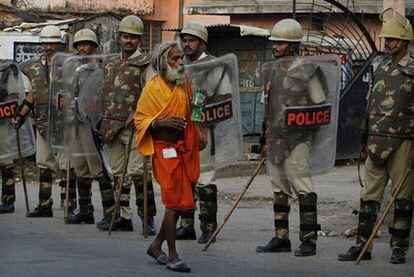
[135,41,205,272]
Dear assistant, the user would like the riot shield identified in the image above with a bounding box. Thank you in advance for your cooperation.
[47,53,75,151]
[185,53,243,169]
[262,55,341,177]
[0,61,35,164]
[60,54,112,161]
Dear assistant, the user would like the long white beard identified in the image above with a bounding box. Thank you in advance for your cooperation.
[165,63,185,84]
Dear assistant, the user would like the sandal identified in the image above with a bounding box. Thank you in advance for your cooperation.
[166,259,191,273]
[146,246,169,265]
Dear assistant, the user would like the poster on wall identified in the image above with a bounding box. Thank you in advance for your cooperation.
[14,42,44,63]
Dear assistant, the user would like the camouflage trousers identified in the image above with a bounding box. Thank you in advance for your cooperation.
[117,174,157,220]
[178,183,218,233]
[273,191,320,244]
[0,164,15,204]
[77,178,94,214]
[270,143,314,197]
[72,132,116,215]
[198,184,217,233]
[363,140,414,202]
[93,175,116,214]
[74,165,116,215]
[358,140,414,250]
[35,130,76,208]
[38,168,54,207]
[70,176,115,215]
[356,198,413,251]
[105,128,156,219]
[59,169,77,210]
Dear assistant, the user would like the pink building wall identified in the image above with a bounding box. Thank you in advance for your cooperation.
[142,0,229,41]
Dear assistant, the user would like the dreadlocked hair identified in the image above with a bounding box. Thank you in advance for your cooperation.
[151,41,180,75]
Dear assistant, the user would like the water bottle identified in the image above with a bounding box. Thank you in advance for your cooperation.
[191,90,204,122]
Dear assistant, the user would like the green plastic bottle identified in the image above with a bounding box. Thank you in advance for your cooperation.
[191,90,204,122]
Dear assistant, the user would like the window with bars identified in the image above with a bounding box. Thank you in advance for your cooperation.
[141,21,163,52]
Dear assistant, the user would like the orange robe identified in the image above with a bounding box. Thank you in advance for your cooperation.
[134,75,200,211]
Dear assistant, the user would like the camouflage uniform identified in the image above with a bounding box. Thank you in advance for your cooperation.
[260,61,325,250]
[21,55,77,212]
[0,60,18,213]
[67,61,116,221]
[100,50,156,226]
[356,53,414,251]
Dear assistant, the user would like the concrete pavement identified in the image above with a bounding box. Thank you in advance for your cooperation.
[0,164,413,276]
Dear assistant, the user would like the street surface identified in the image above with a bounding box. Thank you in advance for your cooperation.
[1,164,413,276]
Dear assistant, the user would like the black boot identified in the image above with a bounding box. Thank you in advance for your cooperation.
[66,211,94,224]
[0,202,14,214]
[338,246,371,261]
[294,241,316,256]
[98,217,133,231]
[96,213,112,229]
[176,210,196,240]
[140,215,156,236]
[390,248,406,264]
[68,178,94,224]
[176,226,196,240]
[198,229,215,244]
[27,205,53,217]
[256,237,292,252]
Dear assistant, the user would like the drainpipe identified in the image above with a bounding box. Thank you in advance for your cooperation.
[179,0,184,28]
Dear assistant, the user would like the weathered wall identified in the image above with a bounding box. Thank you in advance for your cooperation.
[4,0,154,14]
[68,15,120,54]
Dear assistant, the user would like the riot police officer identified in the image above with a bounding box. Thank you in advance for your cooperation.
[257,19,322,257]
[338,10,414,264]
[15,25,77,217]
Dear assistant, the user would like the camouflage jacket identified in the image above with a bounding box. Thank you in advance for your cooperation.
[20,55,50,136]
[263,60,328,164]
[366,53,414,164]
[100,51,151,143]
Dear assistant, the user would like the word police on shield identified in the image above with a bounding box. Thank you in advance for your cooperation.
[0,99,18,120]
[285,103,331,128]
[202,98,233,124]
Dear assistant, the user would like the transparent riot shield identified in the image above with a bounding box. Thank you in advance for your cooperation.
[0,61,35,164]
[185,53,243,169]
[262,55,341,177]
[60,54,113,161]
[48,53,75,151]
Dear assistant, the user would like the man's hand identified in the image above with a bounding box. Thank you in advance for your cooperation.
[11,115,23,129]
[156,116,187,131]
[125,114,135,129]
